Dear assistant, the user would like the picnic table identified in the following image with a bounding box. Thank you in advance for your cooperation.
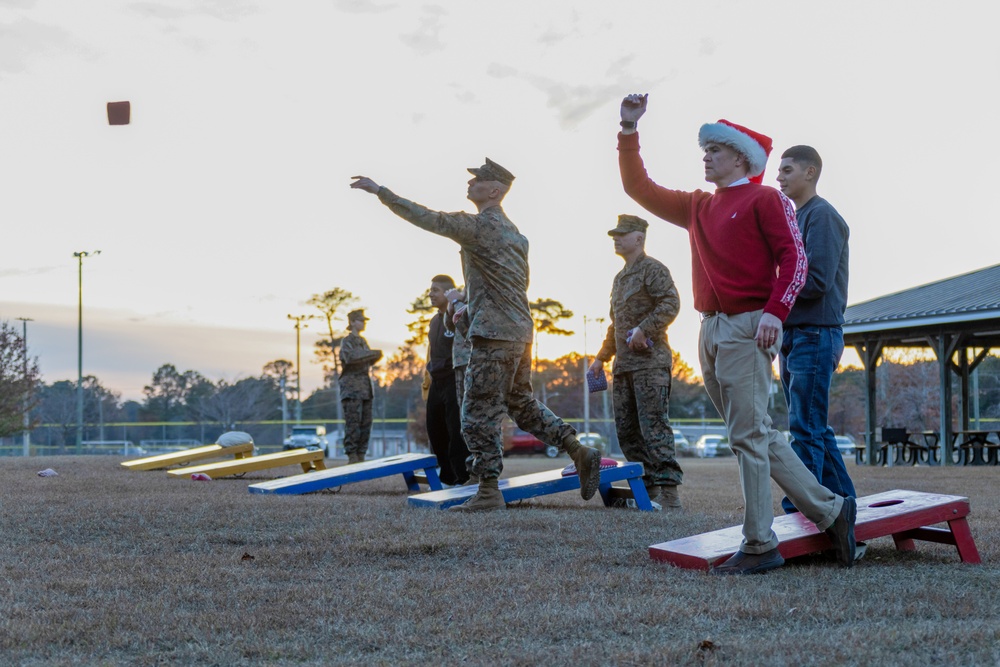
[862,429,940,466]
[951,429,1000,466]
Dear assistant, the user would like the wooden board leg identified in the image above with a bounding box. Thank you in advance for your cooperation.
[948,517,982,564]
[891,533,917,552]
[423,467,443,491]
[627,477,654,511]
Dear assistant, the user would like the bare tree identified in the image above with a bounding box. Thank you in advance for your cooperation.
[0,321,41,437]
[189,377,276,429]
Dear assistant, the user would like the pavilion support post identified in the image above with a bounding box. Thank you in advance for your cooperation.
[927,333,960,466]
[855,340,884,466]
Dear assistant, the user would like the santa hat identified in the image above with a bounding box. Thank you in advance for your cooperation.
[698,119,773,184]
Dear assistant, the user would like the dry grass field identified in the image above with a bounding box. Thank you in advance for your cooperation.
[1,454,998,666]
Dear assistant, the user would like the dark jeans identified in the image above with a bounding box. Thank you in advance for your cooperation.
[426,372,470,485]
[779,325,856,513]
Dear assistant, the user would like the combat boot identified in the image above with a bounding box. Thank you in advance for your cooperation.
[656,485,683,510]
[565,437,601,501]
[462,473,480,486]
[448,478,505,512]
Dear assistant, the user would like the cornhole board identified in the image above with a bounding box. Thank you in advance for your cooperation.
[121,442,254,471]
[248,453,442,495]
[166,448,325,479]
[649,489,981,570]
[407,461,652,510]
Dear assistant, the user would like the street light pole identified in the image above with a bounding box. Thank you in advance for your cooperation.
[74,250,100,454]
[583,315,590,438]
[16,317,33,457]
[287,314,316,423]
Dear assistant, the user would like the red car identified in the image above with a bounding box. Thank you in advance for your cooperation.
[504,428,561,458]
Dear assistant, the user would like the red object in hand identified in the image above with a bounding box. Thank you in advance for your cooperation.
[107,101,130,125]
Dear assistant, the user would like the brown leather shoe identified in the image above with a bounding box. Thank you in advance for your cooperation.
[709,548,785,575]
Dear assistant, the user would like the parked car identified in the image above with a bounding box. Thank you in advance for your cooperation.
[694,434,733,458]
[505,428,560,458]
[675,430,696,457]
[835,435,856,460]
[577,432,607,453]
[283,425,330,457]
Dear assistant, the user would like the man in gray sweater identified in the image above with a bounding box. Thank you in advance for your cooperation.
[775,145,857,513]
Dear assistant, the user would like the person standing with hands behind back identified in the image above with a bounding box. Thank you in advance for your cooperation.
[339,309,382,464]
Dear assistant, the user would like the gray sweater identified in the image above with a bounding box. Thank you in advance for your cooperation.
[784,196,849,327]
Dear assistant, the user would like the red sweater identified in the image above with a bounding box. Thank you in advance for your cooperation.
[618,132,806,321]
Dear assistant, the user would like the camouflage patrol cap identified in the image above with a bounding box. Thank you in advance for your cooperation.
[608,214,649,236]
[347,309,369,321]
[467,157,515,185]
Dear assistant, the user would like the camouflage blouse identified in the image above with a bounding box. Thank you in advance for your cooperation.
[378,188,534,344]
[596,253,680,374]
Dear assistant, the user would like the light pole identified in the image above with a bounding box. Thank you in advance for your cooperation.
[16,317,33,456]
[74,250,100,454]
[287,314,316,423]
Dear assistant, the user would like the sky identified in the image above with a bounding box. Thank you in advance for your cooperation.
[3,0,999,402]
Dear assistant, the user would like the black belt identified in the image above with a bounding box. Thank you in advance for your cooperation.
[700,311,719,321]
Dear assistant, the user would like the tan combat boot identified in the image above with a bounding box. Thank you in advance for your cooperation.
[448,477,505,512]
[565,437,601,501]
[656,485,683,510]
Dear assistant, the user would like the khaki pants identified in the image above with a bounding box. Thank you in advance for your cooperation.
[699,310,843,553]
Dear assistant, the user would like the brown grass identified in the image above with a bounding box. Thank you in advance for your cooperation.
[1,455,998,666]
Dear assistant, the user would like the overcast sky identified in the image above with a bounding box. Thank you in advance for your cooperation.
[3,0,998,400]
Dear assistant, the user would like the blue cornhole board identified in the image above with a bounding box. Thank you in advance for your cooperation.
[248,453,442,495]
[407,461,652,510]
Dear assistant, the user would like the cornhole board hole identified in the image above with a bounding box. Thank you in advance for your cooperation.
[166,448,325,480]
[248,453,442,495]
[121,442,255,471]
[649,489,981,570]
[408,461,652,510]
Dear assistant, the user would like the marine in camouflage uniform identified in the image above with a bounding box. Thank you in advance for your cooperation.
[592,215,684,503]
[338,309,382,463]
[443,282,472,408]
[350,160,601,509]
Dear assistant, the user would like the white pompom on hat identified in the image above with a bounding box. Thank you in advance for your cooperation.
[698,119,773,184]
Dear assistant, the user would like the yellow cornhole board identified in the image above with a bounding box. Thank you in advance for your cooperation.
[166,448,326,480]
[122,442,255,471]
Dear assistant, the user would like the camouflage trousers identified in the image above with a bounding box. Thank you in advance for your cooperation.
[341,398,373,457]
[613,367,683,486]
[462,338,576,481]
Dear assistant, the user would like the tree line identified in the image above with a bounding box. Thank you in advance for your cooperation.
[4,300,1000,446]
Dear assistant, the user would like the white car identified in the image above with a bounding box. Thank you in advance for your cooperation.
[694,434,733,458]
[283,425,330,457]
[674,430,695,457]
[577,432,606,452]
[835,435,856,460]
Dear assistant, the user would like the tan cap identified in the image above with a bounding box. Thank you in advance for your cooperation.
[608,214,649,236]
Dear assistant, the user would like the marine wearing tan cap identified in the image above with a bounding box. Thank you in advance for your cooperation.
[467,158,515,186]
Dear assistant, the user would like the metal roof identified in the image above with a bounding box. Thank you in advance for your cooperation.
[844,263,1000,336]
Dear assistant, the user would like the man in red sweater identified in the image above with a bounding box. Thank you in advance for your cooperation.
[617,93,856,574]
